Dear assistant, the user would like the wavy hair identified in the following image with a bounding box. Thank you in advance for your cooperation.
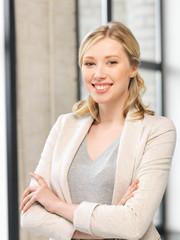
[73,22,154,122]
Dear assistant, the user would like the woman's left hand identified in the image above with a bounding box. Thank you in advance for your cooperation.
[118,179,139,206]
[20,172,62,214]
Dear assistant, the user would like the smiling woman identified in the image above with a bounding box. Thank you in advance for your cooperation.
[20,22,176,240]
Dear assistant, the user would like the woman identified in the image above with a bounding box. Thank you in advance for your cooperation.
[20,22,176,240]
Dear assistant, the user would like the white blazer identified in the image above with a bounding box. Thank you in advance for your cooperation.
[21,109,176,240]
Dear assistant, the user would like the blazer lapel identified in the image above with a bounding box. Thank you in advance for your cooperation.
[112,113,143,204]
[59,115,93,203]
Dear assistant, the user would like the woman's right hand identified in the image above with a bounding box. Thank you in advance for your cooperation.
[119,179,139,206]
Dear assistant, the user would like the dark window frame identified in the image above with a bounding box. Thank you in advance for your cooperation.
[4,0,19,239]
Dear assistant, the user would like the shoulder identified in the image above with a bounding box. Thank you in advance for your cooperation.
[142,114,176,131]
[127,108,175,132]
[57,112,92,123]
[140,114,176,143]
[127,108,176,133]
[55,112,93,130]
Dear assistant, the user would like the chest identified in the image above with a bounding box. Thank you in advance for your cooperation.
[68,135,120,204]
[87,124,123,160]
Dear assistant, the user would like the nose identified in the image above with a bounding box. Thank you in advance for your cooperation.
[94,65,107,80]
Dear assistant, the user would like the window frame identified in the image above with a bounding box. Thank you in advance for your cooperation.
[4,0,19,239]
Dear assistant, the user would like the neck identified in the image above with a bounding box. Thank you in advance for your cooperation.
[98,102,125,126]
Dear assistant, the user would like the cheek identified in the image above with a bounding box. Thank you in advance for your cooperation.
[82,73,88,84]
[82,70,92,83]
[115,70,130,88]
[116,68,131,81]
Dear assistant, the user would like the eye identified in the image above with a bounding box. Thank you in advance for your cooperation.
[108,61,118,65]
[84,62,95,66]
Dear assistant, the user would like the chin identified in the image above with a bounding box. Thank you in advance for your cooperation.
[92,98,111,105]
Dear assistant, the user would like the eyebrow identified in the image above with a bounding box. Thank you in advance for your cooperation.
[83,56,94,59]
[83,55,120,59]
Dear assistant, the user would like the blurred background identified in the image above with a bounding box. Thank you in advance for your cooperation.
[0,0,180,240]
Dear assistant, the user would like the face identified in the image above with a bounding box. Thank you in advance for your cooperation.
[81,37,137,107]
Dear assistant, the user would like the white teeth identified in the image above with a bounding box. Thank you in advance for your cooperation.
[94,85,110,90]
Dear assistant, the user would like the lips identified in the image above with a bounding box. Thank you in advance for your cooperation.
[92,83,112,93]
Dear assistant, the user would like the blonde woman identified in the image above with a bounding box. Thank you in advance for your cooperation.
[20,22,176,240]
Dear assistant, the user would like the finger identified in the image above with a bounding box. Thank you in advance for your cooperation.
[123,184,138,201]
[128,180,139,191]
[21,186,37,202]
[126,184,138,196]
[123,194,134,205]
[130,179,139,188]
[119,197,127,206]
[130,183,138,192]
[119,194,134,206]
[30,172,46,186]
[20,192,34,210]
[134,179,139,186]
[22,196,36,213]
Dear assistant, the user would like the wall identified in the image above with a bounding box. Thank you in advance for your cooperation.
[15,1,77,239]
[163,0,180,232]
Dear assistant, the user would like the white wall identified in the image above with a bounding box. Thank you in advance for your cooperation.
[164,0,180,232]
[0,0,9,239]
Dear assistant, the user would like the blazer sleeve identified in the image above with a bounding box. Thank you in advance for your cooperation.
[73,117,176,240]
[21,115,75,240]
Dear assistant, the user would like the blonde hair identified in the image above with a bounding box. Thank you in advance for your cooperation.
[73,22,154,122]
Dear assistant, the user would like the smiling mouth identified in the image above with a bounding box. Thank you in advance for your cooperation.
[92,83,112,90]
[92,83,113,93]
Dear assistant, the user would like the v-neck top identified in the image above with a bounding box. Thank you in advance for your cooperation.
[68,134,120,205]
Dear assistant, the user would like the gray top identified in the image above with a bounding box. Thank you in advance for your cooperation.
[68,134,120,205]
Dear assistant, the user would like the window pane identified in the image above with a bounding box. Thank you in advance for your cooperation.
[78,0,101,42]
[78,0,101,99]
[112,0,161,62]
[139,68,162,115]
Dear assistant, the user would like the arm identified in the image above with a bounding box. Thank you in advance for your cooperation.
[21,172,138,239]
[72,120,176,239]
[20,116,75,240]
[58,179,139,239]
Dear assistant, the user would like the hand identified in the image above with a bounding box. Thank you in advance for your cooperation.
[20,172,62,214]
[119,179,139,206]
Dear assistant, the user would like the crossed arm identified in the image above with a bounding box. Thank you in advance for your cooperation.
[20,172,139,239]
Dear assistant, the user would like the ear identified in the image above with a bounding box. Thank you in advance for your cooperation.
[129,66,138,78]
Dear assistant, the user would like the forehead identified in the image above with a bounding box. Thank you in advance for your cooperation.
[84,37,125,57]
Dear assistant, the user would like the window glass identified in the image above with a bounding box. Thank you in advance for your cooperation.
[78,0,101,99]
[78,0,101,42]
[112,0,161,62]
[139,68,162,115]
[154,203,163,228]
